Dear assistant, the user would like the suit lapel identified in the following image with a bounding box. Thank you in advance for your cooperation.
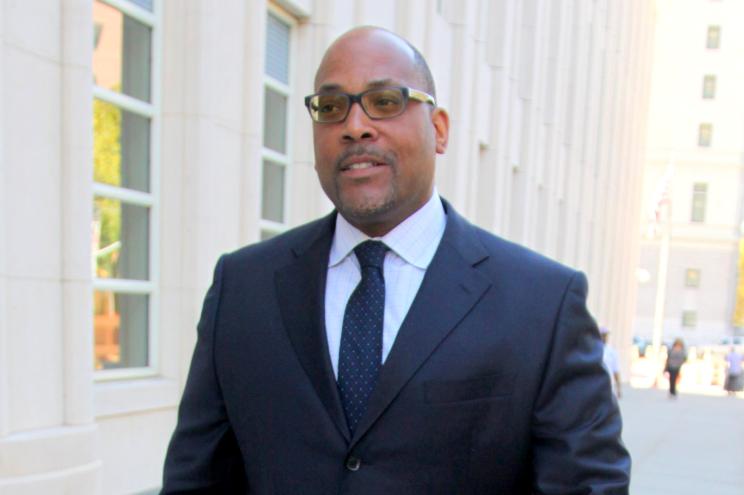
[274,213,351,442]
[350,203,492,447]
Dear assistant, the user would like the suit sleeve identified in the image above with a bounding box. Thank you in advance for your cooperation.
[531,272,631,494]
[161,256,248,494]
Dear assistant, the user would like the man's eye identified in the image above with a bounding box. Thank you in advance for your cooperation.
[374,98,398,107]
[314,97,345,114]
[318,104,337,113]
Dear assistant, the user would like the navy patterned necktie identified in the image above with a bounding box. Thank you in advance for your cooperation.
[338,240,389,434]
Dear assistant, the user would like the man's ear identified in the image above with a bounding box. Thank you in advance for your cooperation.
[431,107,450,154]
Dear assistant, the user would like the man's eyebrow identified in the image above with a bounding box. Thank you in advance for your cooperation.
[367,79,397,88]
[316,79,400,93]
[317,83,342,93]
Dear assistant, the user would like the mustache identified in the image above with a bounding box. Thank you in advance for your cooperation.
[334,145,397,170]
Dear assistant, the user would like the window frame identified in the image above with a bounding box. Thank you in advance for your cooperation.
[690,182,708,223]
[706,25,721,49]
[92,0,161,381]
[681,310,697,328]
[685,268,701,288]
[260,6,296,239]
[702,74,716,99]
[698,123,712,147]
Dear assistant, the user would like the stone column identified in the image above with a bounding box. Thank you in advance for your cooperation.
[0,0,100,493]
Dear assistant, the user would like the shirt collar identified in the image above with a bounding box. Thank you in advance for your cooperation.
[329,190,446,269]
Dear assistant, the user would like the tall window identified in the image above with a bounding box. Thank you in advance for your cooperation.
[261,11,293,240]
[702,75,716,99]
[706,25,721,49]
[92,0,158,374]
[691,183,707,223]
[698,123,712,147]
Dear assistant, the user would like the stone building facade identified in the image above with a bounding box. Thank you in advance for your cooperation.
[0,0,653,492]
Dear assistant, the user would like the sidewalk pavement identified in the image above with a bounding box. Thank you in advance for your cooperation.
[619,386,744,494]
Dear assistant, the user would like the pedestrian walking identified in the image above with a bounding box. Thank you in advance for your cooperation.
[664,338,687,398]
[724,346,743,397]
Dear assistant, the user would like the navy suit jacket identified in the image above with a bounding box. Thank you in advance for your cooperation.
[162,200,630,494]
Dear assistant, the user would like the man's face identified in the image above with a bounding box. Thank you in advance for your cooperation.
[312,30,449,237]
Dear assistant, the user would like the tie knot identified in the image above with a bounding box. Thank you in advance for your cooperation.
[354,240,388,269]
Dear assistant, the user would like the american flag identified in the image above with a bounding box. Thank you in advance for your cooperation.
[646,166,673,238]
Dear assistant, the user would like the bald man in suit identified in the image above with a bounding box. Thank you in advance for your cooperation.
[162,27,630,494]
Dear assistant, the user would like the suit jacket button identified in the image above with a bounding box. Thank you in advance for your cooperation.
[346,456,361,471]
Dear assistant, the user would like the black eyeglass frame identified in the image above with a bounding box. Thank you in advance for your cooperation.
[303,86,436,124]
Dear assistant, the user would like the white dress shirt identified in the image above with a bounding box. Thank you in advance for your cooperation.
[324,191,447,377]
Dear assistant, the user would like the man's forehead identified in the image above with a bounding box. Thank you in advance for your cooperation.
[314,28,419,90]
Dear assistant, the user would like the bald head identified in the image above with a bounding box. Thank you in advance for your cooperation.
[314,27,436,99]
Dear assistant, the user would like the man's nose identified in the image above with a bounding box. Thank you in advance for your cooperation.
[342,102,377,142]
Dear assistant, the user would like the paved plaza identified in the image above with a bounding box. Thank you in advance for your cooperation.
[620,386,744,494]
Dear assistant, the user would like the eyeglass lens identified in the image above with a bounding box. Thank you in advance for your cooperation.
[309,88,406,123]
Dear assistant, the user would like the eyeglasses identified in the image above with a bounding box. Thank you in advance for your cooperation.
[304,86,436,124]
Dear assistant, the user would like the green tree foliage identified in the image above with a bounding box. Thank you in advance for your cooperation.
[93,98,122,277]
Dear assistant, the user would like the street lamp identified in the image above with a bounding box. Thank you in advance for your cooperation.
[647,160,674,386]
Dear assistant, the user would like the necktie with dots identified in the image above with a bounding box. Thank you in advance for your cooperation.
[337,240,388,434]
